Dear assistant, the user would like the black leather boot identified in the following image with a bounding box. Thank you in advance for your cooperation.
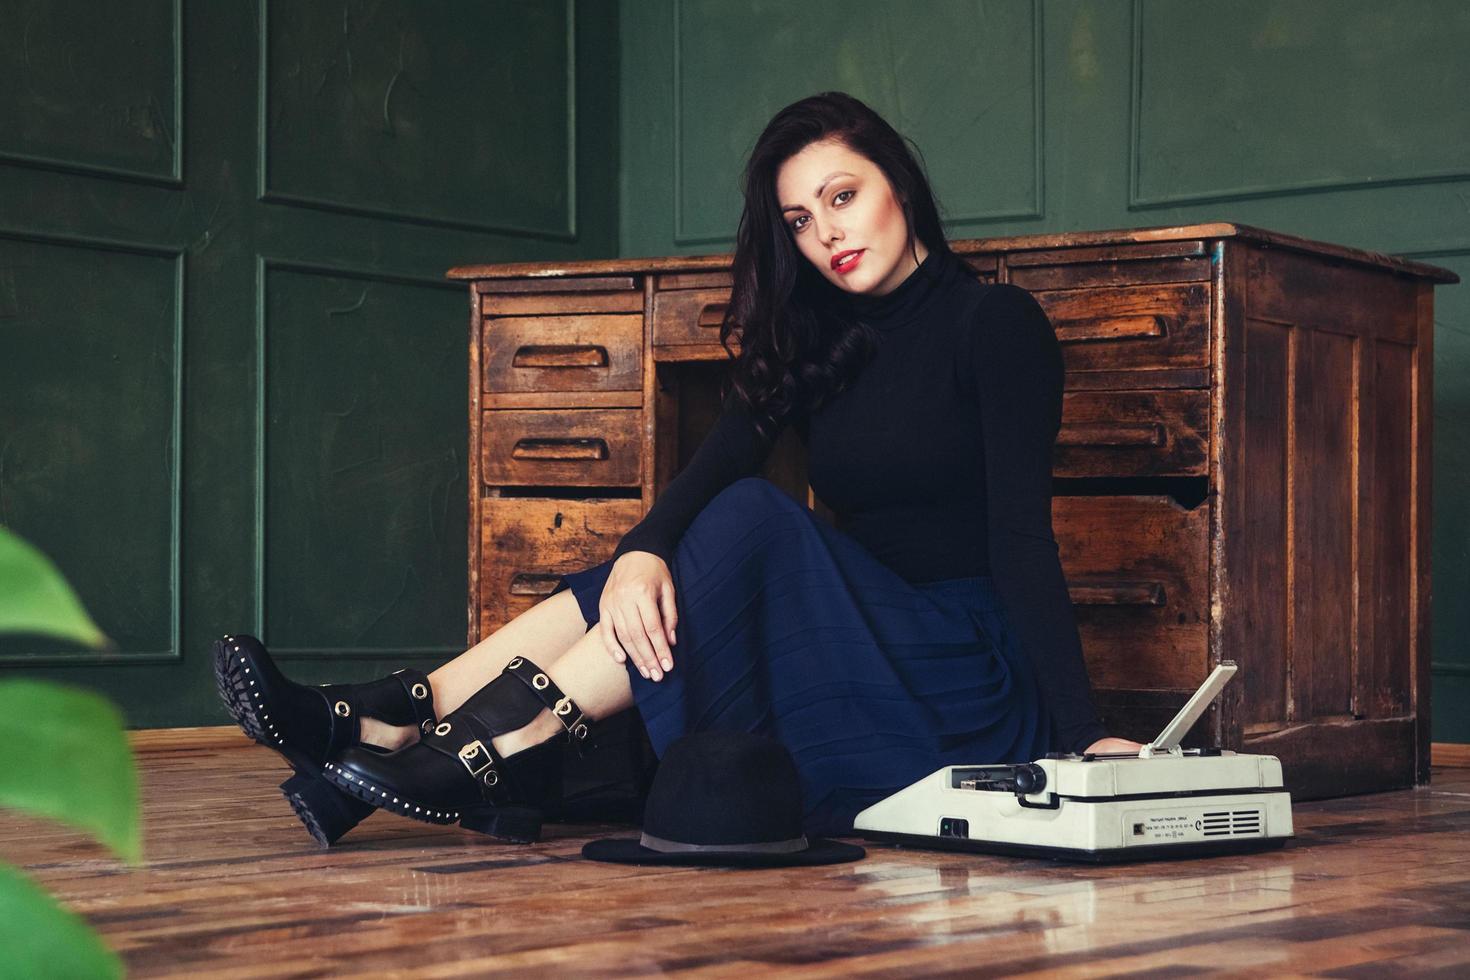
[211,634,439,846]
[322,655,594,843]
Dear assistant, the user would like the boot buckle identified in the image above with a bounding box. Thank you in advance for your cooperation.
[458,740,493,778]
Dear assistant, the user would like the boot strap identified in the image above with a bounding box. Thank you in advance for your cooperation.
[318,668,440,752]
[390,668,439,734]
[417,655,592,804]
[448,713,555,806]
[503,656,594,752]
[320,670,437,729]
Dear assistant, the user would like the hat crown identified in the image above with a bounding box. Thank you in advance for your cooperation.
[641,731,805,846]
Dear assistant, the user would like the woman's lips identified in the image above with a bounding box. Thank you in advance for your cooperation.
[832,249,864,275]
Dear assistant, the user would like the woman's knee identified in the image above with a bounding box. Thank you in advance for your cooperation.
[687,478,805,543]
[710,476,800,516]
[676,477,809,568]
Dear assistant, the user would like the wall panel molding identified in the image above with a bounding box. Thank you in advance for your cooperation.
[1128,0,1470,210]
[0,0,183,187]
[0,228,184,666]
[670,0,1045,246]
[255,0,579,240]
[252,255,465,662]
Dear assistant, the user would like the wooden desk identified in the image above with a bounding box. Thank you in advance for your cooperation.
[448,222,1458,800]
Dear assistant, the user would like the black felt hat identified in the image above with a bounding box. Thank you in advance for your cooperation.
[581,731,866,867]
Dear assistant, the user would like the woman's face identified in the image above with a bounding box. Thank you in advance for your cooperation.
[776,139,929,297]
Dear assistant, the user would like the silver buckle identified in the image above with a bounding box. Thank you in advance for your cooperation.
[458,740,492,778]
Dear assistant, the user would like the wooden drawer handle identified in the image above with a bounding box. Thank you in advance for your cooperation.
[1054,314,1168,343]
[510,437,610,461]
[1057,422,1167,448]
[1068,580,1167,606]
[508,572,563,597]
[695,302,727,329]
[510,344,610,369]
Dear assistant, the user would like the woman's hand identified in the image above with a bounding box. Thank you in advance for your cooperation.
[599,551,678,682]
[1083,736,1144,755]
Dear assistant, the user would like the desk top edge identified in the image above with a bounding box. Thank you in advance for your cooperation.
[445,221,1460,285]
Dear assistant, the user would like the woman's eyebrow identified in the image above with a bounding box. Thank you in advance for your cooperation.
[781,171,855,212]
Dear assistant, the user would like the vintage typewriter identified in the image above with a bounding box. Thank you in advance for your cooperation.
[853,663,1293,862]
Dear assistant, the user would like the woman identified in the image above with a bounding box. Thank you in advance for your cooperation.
[215,91,1141,848]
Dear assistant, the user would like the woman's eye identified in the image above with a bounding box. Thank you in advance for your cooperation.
[789,191,851,232]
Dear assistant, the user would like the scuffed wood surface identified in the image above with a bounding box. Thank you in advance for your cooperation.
[7,744,1469,977]
[447,222,1459,283]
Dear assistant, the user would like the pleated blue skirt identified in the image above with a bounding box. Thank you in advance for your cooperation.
[550,476,1051,838]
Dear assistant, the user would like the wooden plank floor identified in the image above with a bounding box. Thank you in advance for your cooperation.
[5,741,1469,978]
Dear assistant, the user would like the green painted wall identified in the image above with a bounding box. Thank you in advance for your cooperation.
[4,0,1467,743]
[617,0,1469,740]
[0,0,619,726]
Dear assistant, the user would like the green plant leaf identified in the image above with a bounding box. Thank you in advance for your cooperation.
[0,680,141,865]
[0,862,122,979]
[0,527,107,648]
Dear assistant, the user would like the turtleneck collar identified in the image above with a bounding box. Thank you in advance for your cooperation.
[830,247,964,331]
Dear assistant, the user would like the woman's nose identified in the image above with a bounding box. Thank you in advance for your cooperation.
[810,213,841,244]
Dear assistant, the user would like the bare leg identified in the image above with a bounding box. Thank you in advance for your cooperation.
[488,619,635,757]
[359,589,634,751]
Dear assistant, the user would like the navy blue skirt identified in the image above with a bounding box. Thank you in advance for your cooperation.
[550,476,1051,838]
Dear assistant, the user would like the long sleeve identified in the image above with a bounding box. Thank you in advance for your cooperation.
[968,285,1108,754]
[610,387,785,566]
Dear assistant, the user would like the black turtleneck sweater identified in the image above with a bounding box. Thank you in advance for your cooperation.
[608,248,1107,754]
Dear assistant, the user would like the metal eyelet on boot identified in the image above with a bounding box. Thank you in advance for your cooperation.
[334,701,351,717]
[420,719,434,735]
[435,722,452,736]
[411,683,428,700]
[507,657,524,670]
[532,673,550,690]
[483,769,499,786]
[554,696,573,716]
[572,723,589,740]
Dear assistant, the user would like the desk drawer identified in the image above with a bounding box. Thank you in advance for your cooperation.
[481,408,643,487]
[652,288,730,346]
[1034,280,1212,378]
[482,314,643,402]
[1007,245,1211,291]
[479,497,643,633]
[1055,494,1209,692]
[1055,389,1209,478]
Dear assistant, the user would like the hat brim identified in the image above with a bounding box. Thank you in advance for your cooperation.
[581,836,865,867]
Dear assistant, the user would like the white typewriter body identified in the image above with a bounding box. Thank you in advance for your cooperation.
[853,663,1294,862]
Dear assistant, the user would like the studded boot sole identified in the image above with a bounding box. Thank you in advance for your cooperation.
[212,634,439,846]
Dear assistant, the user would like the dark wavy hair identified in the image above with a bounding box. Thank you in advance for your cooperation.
[717,91,957,441]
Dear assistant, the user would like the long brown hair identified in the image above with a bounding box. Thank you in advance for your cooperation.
[718,91,957,441]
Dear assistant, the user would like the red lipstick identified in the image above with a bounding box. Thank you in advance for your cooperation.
[831,249,864,274]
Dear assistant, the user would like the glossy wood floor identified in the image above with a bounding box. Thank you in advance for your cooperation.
[6,739,1469,978]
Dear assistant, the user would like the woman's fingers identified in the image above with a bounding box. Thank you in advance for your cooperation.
[612,609,647,678]
[594,557,679,681]
[626,602,666,681]
[598,611,625,663]
[638,596,675,675]
[614,606,655,680]
[658,579,678,649]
